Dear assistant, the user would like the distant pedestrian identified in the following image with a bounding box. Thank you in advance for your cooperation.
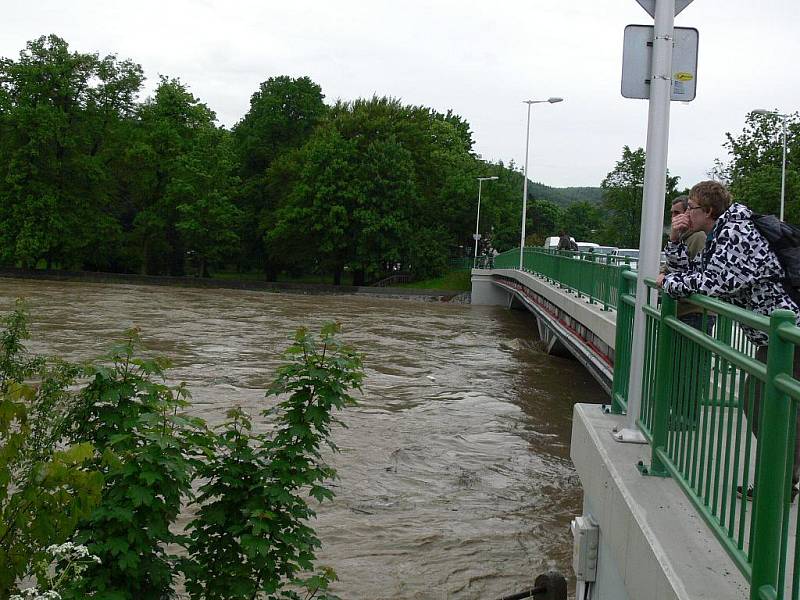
[557,230,578,251]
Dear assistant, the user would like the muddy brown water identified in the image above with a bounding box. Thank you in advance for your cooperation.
[1,278,607,600]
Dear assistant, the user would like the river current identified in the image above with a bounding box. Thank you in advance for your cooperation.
[0,279,607,599]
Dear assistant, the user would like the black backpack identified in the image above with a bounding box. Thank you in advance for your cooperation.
[752,213,800,308]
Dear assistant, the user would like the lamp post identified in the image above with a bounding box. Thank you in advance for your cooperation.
[754,108,790,221]
[519,97,563,269]
[474,176,499,268]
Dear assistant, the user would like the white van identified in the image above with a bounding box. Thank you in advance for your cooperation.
[576,242,599,253]
[543,236,562,250]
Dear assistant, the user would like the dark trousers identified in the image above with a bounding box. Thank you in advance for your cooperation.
[747,346,800,486]
[671,313,715,430]
[679,312,716,335]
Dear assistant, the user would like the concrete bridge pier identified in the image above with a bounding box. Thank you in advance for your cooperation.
[470,271,512,306]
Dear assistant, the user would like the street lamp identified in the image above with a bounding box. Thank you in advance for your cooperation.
[753,108,790,221]
[474,176,499,268]
[519,97,563,269]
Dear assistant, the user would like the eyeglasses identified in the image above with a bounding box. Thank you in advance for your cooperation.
[686,205,705,212]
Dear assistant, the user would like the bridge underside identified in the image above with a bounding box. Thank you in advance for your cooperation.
[471,269,615,394]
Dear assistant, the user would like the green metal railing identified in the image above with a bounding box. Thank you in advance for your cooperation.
[615,278,800,600]
[490,247,627,311]
[482,247,800,599]
[449,257,475,271]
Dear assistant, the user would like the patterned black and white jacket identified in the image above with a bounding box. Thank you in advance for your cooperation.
[662,202,800,346]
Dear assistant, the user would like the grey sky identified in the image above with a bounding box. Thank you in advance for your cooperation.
[2,0,797,188]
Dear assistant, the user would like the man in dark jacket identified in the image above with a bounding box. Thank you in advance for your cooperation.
[557,230,578,251]
[663,195,714,332]
[657,180,800,496]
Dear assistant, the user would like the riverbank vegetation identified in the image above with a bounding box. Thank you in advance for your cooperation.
[0,35,795,285]
[0,302,363,599]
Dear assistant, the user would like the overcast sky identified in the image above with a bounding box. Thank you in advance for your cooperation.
[2,0,797,188]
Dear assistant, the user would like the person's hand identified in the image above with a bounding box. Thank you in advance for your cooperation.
[656,273,666,287]
[670,213,691,242]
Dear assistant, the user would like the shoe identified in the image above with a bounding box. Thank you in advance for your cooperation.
[736,485,799,502]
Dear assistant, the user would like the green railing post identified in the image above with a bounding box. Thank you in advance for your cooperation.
[611,266,632,414]
[645,292,676,477]
[749,309,796,600]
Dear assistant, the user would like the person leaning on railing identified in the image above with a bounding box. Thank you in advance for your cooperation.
[660,194,716,333]
[656,180,800,499]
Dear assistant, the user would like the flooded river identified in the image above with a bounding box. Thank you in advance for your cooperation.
[0,278,607,599]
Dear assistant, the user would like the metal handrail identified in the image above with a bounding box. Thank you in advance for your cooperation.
[490,247,626,311]
[485,246,800,599]
[617,281,799,600]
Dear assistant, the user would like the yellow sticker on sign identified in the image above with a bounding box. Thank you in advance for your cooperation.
[675,72,694,82]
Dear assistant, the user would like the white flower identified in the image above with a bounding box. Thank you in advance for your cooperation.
[10,589,61,600]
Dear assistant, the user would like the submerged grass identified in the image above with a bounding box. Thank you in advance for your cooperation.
[397,270,470,291]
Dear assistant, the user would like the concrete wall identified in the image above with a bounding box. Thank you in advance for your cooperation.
[570,404,748,600]
[470,272,512,305]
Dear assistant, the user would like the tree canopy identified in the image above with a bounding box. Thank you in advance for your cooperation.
[12,34,771,284]
[718,110,799,222]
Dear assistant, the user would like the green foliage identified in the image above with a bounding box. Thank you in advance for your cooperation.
[67,328,209,599]
[0,34,144,270]
[232,76,328,277]
[559,201,602,242]
[182,323,363,600]
[1,302,363,600]
[599,146,680,248]
[0,34,623,282]
[129,77,224,276]
[720,111,799,224]
[265,96,484,283]
[397,269,471,291]
[0,303,102,600]
[527,182,603,207]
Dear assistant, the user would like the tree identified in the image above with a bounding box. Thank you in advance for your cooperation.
[719,111,799,223]
[559,201,601,242]
[0,35,144,270]
[600,146,679,248]
[264,96,480,283]
[129,77,220,275]
[232,76,327,277]
[174,129,242,277]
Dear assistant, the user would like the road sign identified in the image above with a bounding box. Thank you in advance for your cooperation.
[621,25,698,101]
[635,0,693,18]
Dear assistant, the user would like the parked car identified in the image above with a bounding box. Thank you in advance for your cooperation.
[615,248,640,260]
[594,245,618,255]
[614,248,639,267]
[576,242,599,253]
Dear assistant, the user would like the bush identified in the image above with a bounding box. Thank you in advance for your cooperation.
[1,303,363,600]
[0,302,103,600]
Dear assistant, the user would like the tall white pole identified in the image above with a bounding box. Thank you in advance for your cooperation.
[474,179,484,268]
[781,114,788,221]
[615,0,675,443]
[519,102,533,269]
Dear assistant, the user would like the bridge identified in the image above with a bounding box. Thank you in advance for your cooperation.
[472,247,800,600]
